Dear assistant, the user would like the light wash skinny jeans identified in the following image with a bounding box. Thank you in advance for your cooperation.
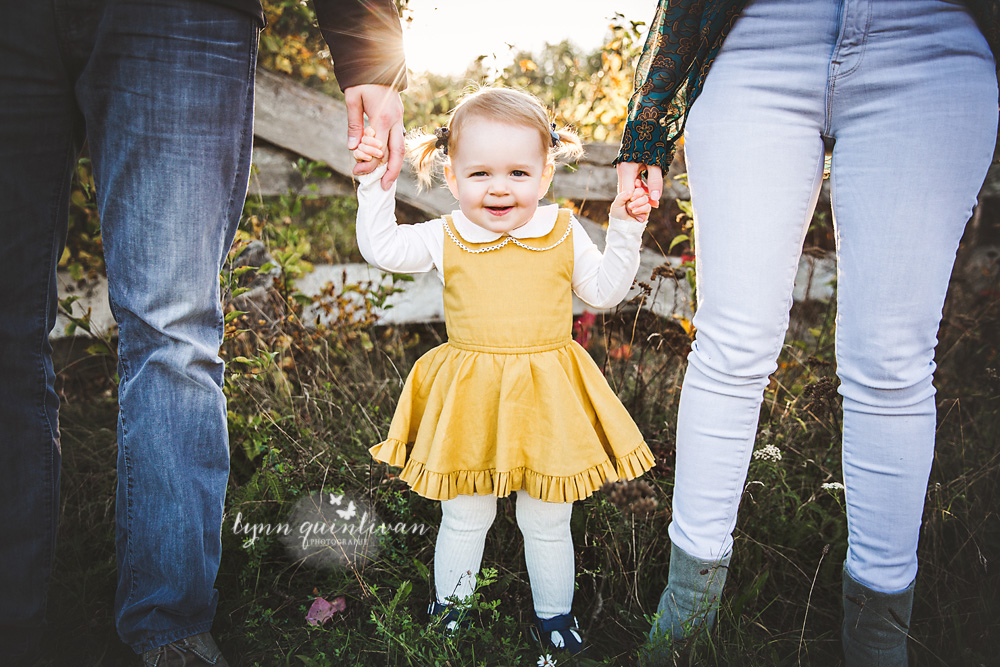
[674,0,997,593]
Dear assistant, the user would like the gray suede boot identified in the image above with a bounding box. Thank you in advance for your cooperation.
[842,564,915,667]
[641,543,731,665]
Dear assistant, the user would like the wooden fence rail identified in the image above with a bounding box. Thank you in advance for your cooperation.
[54,68,855,339]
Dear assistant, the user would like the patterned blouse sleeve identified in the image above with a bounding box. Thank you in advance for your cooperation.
[615,0,745,172]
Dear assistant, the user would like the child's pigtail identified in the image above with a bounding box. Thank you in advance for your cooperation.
[551,125,584,166]
[406,130,443,189]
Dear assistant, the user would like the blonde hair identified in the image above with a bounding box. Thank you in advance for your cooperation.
[407,86,584,187]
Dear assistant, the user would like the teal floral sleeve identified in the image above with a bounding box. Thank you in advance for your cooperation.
[615,0,746,171]
[618,0,997,172]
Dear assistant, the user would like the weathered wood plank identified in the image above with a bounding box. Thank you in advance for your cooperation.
[552,160,691,203]
[50,69,836,340]
[254,67,460,217]
[252,67,692,209]
[250,144,355,197]
[551,163,620,202]
[579,142,620,166]
[53,250,840,339]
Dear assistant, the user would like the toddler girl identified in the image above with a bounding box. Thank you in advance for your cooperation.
[352,87,654,655]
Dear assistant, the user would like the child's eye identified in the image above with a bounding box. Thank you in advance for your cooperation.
[511,170,529,177]
[470,171,488,177]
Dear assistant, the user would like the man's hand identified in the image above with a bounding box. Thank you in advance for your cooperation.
[345,84,404,190]
[616,161,662,210]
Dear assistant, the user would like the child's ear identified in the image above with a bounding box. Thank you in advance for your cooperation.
[538,162,555,198]
[444,162,460,200]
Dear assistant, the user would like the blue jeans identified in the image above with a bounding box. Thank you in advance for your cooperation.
[672,0,997,592]
[0,0,258,656]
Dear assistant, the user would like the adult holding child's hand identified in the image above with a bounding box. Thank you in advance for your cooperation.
[313,0,407,190]
[614,161,661,212]
[0,0,408,664]
[617,1,999,665]
[346,84,405,188]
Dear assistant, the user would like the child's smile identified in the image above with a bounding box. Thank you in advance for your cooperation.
[444,118,555,234]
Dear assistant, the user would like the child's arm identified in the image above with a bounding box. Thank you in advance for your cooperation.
[570,211,647,310]
[571,177,650,307]
[354,129,442,274]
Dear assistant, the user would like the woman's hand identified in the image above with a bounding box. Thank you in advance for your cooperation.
[616,161,662,210]
[611,178,652,223]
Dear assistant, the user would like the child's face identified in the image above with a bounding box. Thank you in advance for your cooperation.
[444,118,555,234]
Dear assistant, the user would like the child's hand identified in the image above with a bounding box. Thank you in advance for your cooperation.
[352,126,385,164]
[610,178,652,223]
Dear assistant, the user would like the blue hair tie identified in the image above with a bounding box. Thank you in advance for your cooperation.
[434,127,450,155]
[550,123,561,147]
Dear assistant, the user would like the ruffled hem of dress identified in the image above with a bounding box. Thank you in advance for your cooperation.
[370,438,656,503]
[370,438,410,467]
[614,441,656,480]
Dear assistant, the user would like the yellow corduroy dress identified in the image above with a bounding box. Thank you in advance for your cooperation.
[369,209,655,503]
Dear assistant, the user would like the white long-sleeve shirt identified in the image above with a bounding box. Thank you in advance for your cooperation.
[355,167,646,309]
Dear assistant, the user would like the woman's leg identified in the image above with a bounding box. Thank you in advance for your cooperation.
[435,493,497,604]
[645,3,837,656]
[827,3,996,661]
[671,0,835,563]
[827,0,997,596]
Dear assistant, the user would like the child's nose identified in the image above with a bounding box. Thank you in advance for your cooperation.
[488,177,509,194]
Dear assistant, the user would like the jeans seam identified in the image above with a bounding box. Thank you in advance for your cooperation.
[217,24,259,349]
[110,291,138,612]
[778,142,827,343]
[825,0,873,134]
[833,0,872,81]
[221,22,258,250]
[824,65,837,136]
[38,142,78,447]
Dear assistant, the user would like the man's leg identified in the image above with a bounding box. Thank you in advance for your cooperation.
[0,5,85,661]
[75,0,258,652]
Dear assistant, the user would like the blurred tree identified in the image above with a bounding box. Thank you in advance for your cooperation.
[403,14,645,142]
[258,0,334,93]
[64,4,642,277]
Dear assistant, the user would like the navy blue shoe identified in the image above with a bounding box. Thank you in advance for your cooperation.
[427,600,469,632]
[530,612,585,655]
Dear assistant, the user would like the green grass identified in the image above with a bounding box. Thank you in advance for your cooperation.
[37,274,1000,666]
[37,179,1000,665]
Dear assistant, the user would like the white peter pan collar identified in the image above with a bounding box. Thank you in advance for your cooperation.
[449,204,561,243]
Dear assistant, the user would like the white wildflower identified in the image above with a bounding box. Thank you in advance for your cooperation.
[537,655,557,667]
[821,482,845,492]
[752,444,782,462]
